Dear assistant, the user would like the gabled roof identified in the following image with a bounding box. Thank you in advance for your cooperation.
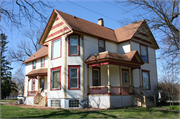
[23,46,48,64]
[39,9,159,49]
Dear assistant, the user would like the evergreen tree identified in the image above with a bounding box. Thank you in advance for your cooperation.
[1,33,18,99]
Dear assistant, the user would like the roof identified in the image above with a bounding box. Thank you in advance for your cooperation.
[56,10,118,42]
[26,68,47,77]
[23,46,48,64]
[86,50,144,64]
[114,20,144,42]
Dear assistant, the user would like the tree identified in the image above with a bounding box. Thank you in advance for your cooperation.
[0,33,18,99]
[1,0,53,30]
[115,0,180,66]
[8,29,42,63]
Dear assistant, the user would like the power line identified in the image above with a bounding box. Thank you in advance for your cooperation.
[65,0,121,24]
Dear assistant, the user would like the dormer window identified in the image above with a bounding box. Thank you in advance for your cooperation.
[140,45,148,63]
[99,39,105,52]
[68,35,80,56]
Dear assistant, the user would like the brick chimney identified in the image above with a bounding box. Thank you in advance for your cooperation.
[98,18,104,26]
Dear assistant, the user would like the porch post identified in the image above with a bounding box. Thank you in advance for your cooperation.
[87,67,89,95]
[119,66,121,95]
[139,69,142,94]
[107,65,111,95]
[129,67,132,94]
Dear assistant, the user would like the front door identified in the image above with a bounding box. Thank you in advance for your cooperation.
[40,78,44,92]
[122,69,129,86]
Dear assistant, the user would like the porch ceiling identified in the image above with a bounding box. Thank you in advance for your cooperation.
[85,50,144,69]
[26,68,47,77]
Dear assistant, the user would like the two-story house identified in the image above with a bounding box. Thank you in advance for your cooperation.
[23,9,159,108]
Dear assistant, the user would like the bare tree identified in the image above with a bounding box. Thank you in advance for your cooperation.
[115,0,180,65]
[1,0,53,31]
[12,68,25,95]
[9,29,43,63]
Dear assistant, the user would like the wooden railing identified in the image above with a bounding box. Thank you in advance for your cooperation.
[132,88,144,103]
[89,86,131,95]
[28,91,37,96]
[34,92,39,104]
[142,89,155,104]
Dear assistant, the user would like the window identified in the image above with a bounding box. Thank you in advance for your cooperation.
[68,65,80,90]
[142,70,150,90]
[52,39,61,59]
[41,58,45,67]
[69,100,79,108]
[93,67,101,86]
[140,45,148,63]
[40,78,44,91]
[51,100,61,107]
[51,67,61,90]
[99,39,105,52]
[32,61,36,69]
[68,35,80,56]
[32,79,35,91]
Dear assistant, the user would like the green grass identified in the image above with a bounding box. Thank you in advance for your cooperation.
[0,99,17,102]
[1,104,179,118]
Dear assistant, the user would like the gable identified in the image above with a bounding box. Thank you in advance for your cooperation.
[131,22,159,49]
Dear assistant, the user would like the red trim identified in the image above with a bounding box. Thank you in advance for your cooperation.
[141,69,151,90]
[50,66,61,91]
[92,67,101,86]
[50,22,64,30]
[122,69,129,86]
[47,27,69,39]
[39,10,56,45]
[98,39,106,53]
[137,32,148,38]
[140,44,149,63]
[68,34,80,56]
[31,79,36,91]
[51,36,62,60]
[133,36,152,45]
[32,60,36,70]
[41,57,45,67]
[68,65,80,90]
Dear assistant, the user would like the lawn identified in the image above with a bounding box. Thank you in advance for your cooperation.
[0,99,17,102]
[1,104,179,118]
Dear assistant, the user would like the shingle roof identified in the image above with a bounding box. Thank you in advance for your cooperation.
[56,10,118,42]
[86,50,143,64]
[26,68,47,76]
[23,46,48,64]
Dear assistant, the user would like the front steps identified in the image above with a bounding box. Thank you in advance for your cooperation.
[33,95,46,106]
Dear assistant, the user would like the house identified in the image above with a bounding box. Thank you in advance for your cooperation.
[23,9,159,108]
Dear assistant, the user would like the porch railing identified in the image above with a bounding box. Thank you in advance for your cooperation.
[28,91,37,96]
[89,86,131,95]
[142,89,155,104]
[132,88,144,103]
[34,91,39,104]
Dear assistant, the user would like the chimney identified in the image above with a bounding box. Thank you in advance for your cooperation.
[98,18,104,26]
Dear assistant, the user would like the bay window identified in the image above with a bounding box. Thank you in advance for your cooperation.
[52,39,61,59]
[142,70,150,90]
[68,65,80,90]
[68,35,80,56]
[51,67,61,90]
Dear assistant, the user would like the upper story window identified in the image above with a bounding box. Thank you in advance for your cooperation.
[68,65,80,90]
[68,35,80,56]
[52,39,61,59]
[32,61,36,69]
[99,39,105,52]
[41,57,45,67]
[140,45,148,63]
[51,67,61,90]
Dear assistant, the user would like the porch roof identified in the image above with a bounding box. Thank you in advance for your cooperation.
[26,68,47,77]
[85,50,144,69]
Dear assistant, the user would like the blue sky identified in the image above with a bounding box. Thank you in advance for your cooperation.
[2,0,161,76]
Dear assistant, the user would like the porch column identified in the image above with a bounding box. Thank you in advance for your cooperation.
[37,76,40,93]
[129,67,132,94]
[119,66,121,95]
[87,67,89,95]
[139,69,142,93]
[107,65,111,95]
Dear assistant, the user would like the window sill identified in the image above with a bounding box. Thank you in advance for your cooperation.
[50,88,61,91]
[51,56,62,60]
[68,88,80,90]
